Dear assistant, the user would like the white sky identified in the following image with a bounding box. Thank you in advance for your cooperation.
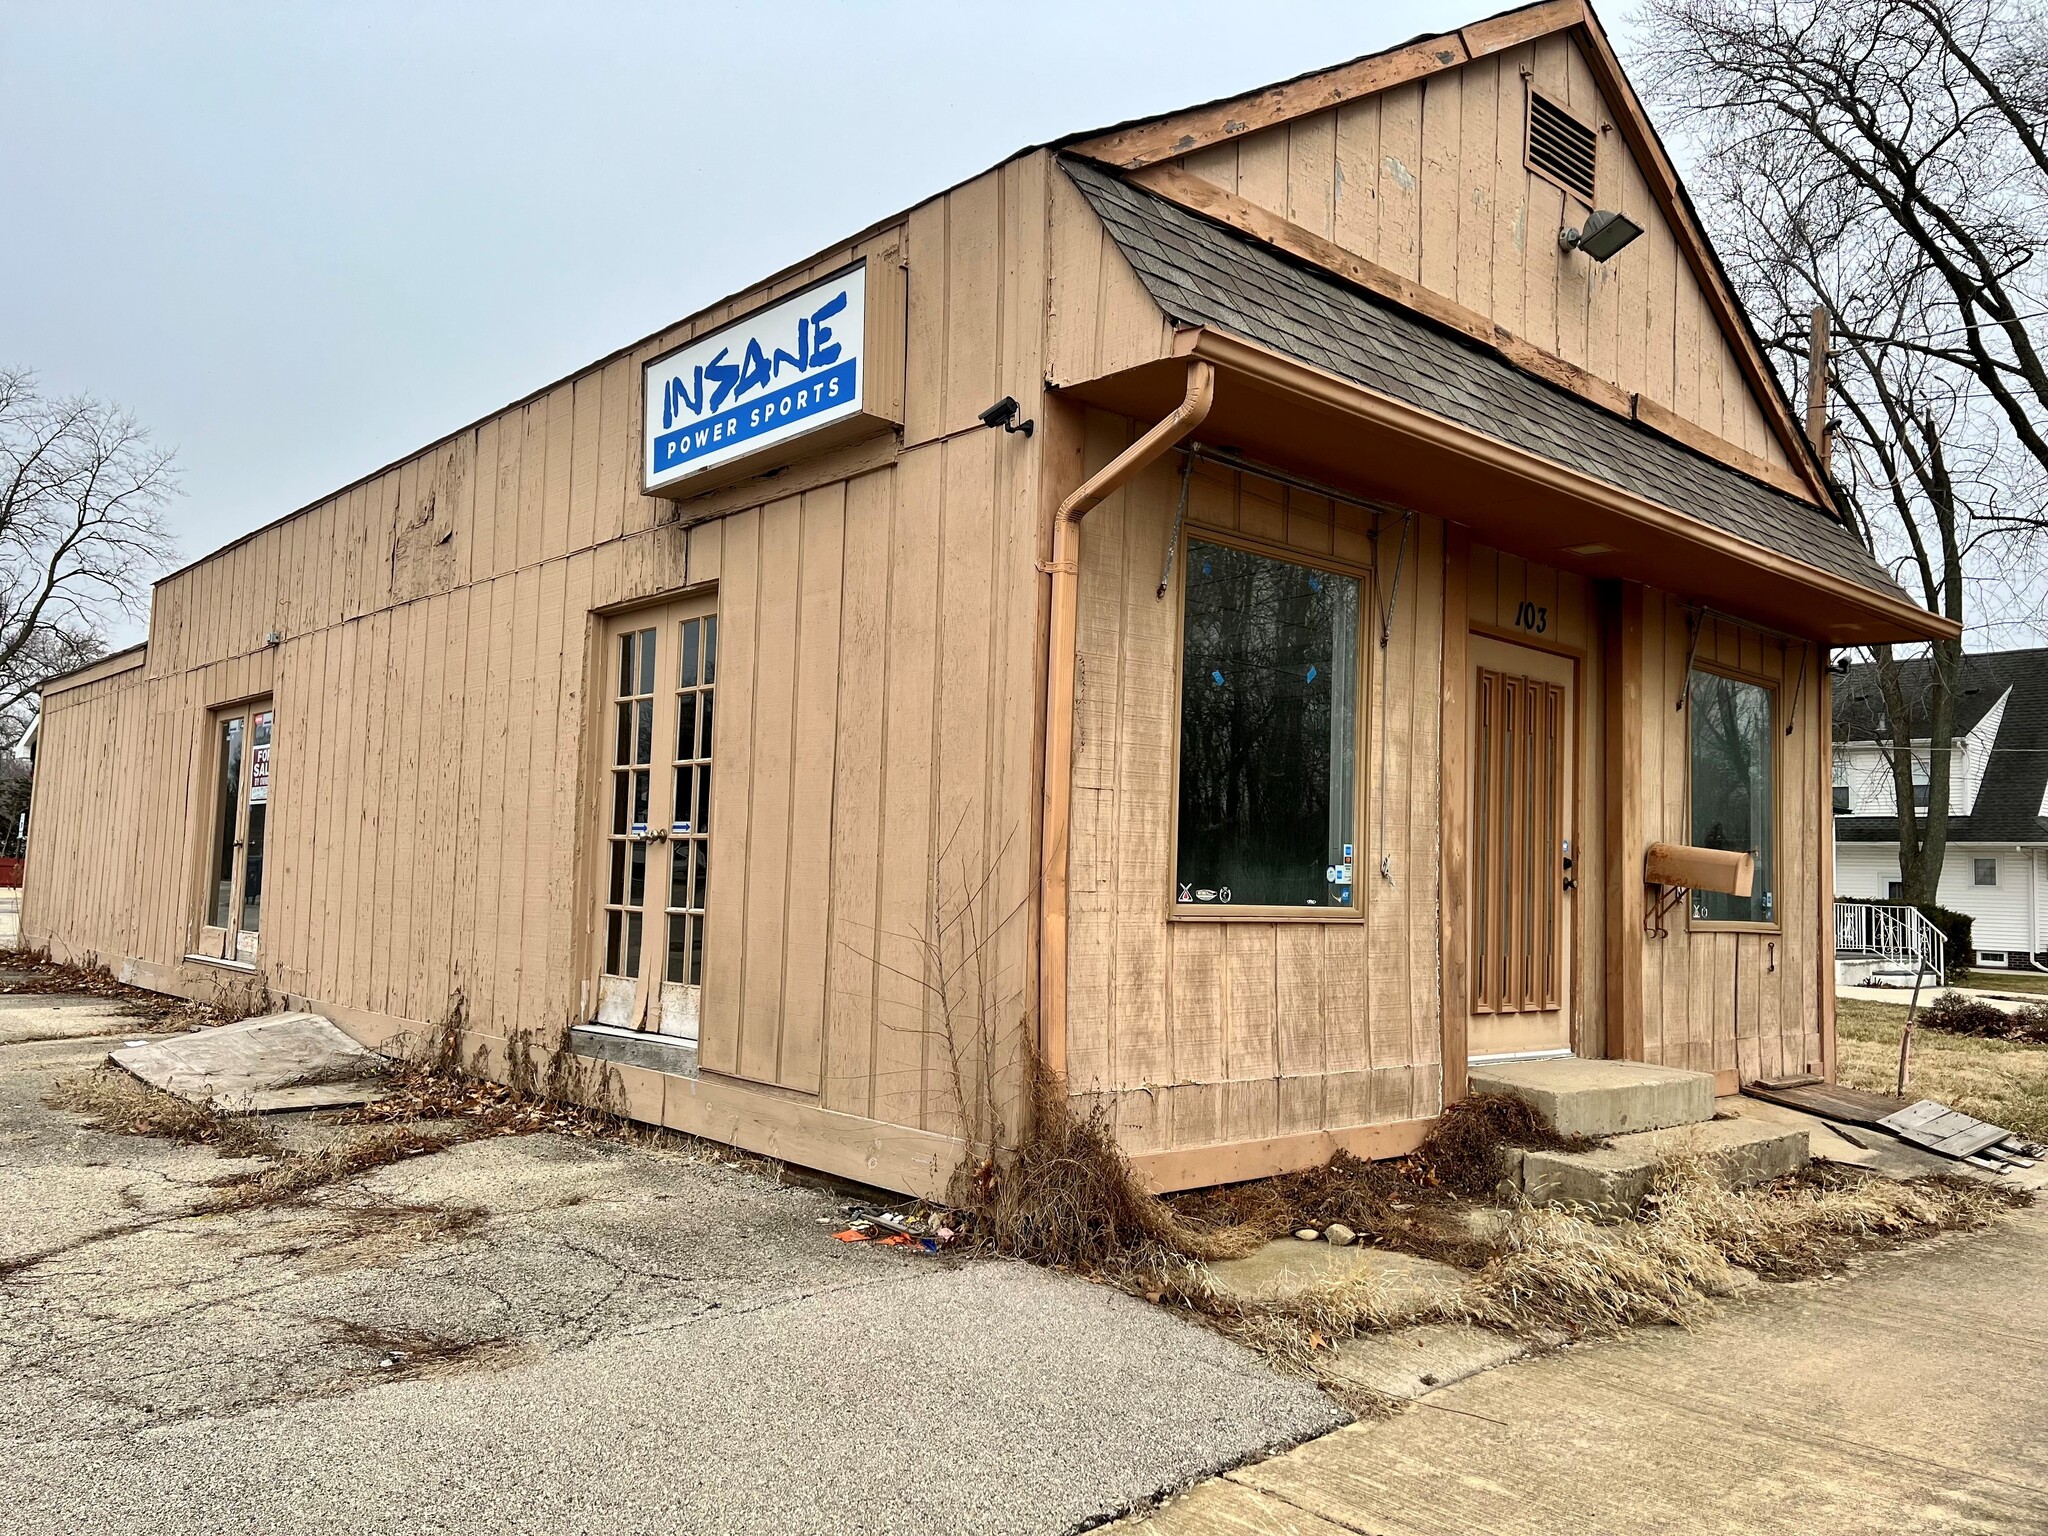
[3,2,1649,643]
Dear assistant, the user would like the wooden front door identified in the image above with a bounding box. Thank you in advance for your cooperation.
[592,598,717,1042]
[1467,635,1576,1058]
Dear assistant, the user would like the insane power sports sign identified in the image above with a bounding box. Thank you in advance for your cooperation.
[642,264,868,493]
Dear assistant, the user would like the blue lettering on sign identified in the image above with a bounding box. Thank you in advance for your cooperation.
[659,288,854,434]
[652,359,857,474]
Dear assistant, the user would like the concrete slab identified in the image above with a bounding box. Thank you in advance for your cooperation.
[0,992,144,1046]
[1141,1205,2048,1535]
[110,1010,388,1111]
[1204,1240,1469,1316]
[1467,1056,1715,1137]
[1321,1322,1532,1402]
[1515,1115,1810,1214]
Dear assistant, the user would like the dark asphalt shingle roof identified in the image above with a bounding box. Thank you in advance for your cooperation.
[1060,156,1913,607]
[1835,648,2048,844]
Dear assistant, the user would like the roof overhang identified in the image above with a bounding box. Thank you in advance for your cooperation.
[1060,328,1954,648]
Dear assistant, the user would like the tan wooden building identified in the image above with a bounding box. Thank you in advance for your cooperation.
[25,1,1952,1197]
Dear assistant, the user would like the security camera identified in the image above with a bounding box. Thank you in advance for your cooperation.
[978,396,1033,436]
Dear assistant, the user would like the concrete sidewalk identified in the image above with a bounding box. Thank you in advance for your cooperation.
[1137,1206,2048,1534]
[1838,981,2044,1012]
[1,994,1339,1536]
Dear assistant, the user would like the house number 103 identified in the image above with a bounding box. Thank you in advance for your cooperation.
[1514,600,1548,634]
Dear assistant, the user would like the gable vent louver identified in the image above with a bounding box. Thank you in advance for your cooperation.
[1527,92,1597,202]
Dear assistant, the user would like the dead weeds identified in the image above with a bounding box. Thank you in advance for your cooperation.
[949,1061,2032,1380]
[1,948,253,1031]
[322,1318,526,1380]
[46,1068,279,1159]
[199,1123,465,1214]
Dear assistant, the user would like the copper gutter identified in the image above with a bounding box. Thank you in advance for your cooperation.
[1039,358,1215,1078]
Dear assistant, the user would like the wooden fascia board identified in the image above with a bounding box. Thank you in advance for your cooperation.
[1070,36,1472,170]
[1124,163,1815,503]
[1071,3,1591,171]
[1176,326,1960,645]
[38,645,148,699]
[1569,9,1833,502]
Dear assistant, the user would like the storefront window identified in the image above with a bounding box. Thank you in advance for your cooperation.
[1175,539,1358,909]
[1689,669,1774,923]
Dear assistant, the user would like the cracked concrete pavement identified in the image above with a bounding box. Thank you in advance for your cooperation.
[0,993,1342,1535]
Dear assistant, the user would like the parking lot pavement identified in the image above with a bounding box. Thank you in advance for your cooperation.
[0,994,1341,1536]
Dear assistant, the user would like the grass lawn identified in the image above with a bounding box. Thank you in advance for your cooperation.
[1837,996,2048,1142]
[1956,969,2048,997]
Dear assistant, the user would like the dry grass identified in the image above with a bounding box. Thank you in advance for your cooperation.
[322,1318,524,1379]
[45,1068,279,1159]
[199,1124,465,1213]
[1957,968,2048,997]
[1166,1096,1597,1269]
[1838,996,2048,1141]
[339,997,638,1143]
[3,949,238,1031]
[950,1059,2027,1378]
[967,1062,1265,1268]
[1467,1155,2020,1340]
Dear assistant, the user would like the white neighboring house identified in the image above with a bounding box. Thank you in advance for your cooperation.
[1834,647,2048,971]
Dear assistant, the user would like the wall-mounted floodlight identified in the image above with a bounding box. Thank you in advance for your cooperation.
[978,396,1034,436]
[1559,209,1644,261]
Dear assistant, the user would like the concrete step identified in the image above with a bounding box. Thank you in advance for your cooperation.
[1510,1115,1811,1215]
[1467,1057,1716,1137]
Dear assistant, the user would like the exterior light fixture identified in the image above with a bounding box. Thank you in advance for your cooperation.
[1562,541,1616,556]
[1558,209,1644,261]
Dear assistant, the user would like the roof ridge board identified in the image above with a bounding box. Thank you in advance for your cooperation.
[1062,154,1839,528]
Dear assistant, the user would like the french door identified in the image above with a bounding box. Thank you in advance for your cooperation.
[593,598,716,1041]
[197,699,274,965]
[1467,635,1575,1058]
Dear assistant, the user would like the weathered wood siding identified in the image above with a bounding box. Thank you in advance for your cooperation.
[1637,598,1824,1080]
[1173,32,1789,472]
[1064,435,1447,1153]
[23,158,1057,1171]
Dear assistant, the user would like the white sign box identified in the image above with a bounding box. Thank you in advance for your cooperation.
[643,264,869,495]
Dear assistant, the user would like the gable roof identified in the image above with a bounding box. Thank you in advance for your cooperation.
[1835,648,2048,845]
[1062,157,1910,606]
[1061,0,1834,505]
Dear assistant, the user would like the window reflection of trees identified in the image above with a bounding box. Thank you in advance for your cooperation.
[1689,669,1774,922]
[1176,540,1356,907]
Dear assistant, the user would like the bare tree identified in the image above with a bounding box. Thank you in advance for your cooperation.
[1636,0,2048,905]
[0,368,179,744]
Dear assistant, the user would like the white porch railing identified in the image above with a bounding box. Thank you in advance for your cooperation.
[1834,901,1947,982]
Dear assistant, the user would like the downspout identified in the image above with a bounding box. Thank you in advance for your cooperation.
[1039,357,1215,1078]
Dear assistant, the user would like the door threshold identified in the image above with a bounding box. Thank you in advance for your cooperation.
[567,1021,699,1078]
[183,953,257,974]
[1469,1047,1576,1066]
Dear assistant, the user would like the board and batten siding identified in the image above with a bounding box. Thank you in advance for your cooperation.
[1171,31,1789,475]
[1636,599,1826,1082]
[23,157,1060,1176]
[1062,431,1447,1154]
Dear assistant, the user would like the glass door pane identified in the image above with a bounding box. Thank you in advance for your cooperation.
[603,627,658,981]
[241,709,273,936]
[208,715,245,929]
